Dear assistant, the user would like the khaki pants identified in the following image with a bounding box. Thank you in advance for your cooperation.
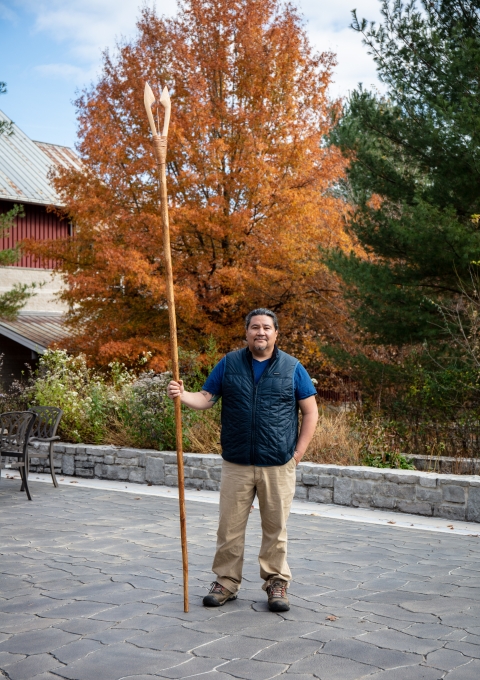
[212,457,297,595]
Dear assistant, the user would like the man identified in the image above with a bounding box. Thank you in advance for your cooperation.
[167,308,318,612]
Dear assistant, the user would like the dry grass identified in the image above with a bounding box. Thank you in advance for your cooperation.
[186,406,362,465]
[303,409,361,465]
[186,409,222,454]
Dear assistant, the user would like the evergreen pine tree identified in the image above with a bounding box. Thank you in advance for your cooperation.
[329,0,480,346]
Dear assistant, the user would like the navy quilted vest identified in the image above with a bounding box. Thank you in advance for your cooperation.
[220,347,299,466]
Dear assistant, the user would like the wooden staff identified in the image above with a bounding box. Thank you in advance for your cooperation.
[144,82,189,613]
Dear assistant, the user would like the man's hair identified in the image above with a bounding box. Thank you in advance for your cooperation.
[245,308,279,330]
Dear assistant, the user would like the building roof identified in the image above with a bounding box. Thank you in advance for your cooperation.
[0,313,68,353]
[0,109,82,207]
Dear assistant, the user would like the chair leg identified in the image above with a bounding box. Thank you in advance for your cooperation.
[19,465,32,500]
[20,453,28,492]
[49,445,59,488]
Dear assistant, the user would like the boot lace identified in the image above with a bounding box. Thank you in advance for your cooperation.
[269,580,287,598]
[210,581,226,594]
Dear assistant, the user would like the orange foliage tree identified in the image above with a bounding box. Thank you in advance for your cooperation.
[30,0,350,371]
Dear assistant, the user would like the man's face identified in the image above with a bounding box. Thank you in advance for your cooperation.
[246,315,278,356]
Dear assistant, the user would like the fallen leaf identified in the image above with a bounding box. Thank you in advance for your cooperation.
[70,481,78,484]
[147,482,153,486]
[134,497,141,500]
[59,478,65,481]
[326,615,337,621]
[387,520,396,524]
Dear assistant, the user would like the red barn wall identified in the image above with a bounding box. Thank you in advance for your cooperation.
[0,200,69,269]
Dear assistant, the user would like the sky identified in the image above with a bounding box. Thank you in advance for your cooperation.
[0,0,384,149]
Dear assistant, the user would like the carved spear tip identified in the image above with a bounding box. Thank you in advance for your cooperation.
[144,82,157,137]
[160,86,171,138]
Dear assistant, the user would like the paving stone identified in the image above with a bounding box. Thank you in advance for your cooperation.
[444,659,480,679]
[0,628,79,655]
[2,652,64,680]
[366,666,443,679]
[195,635,272,659]
[357,629,442,654]
[52,638,104,663]
[52,617,111,635]
[0,614,68,633]
[445,640,480,659]
[219,658,288,680]
[54,643,186,680]
[127,626,215,652]
[425,648,472,671]
[289,652,379,679]
[253,638,321,663]
[320,638,422,669]
[40,600,114,619]
[243,621,321,641]
[160,656,229,678]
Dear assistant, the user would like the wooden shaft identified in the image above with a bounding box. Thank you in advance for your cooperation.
[152,134,189,613]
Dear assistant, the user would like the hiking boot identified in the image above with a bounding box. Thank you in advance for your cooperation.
[266,579,290,612]
[203,581,237,607]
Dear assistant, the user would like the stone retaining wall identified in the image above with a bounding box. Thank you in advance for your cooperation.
[25,442,480,523]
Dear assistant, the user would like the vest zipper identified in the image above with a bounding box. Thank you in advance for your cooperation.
[250,356,278,465]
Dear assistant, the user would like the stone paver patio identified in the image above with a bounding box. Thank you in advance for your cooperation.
[1,481,480,680]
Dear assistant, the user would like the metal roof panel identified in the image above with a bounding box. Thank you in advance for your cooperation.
[0,110,81,207]
[0,314,68,352]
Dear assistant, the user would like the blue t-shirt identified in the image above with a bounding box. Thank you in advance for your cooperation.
[202,356,317,401]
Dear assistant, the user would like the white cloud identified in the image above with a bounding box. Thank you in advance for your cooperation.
[34,62,89,83]
[12,0,176,63]
[7,0,384,98]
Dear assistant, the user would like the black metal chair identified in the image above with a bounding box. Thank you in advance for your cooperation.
[24,406,63,489]
[0,411,37,501]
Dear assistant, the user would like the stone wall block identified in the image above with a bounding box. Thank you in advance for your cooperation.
[397,500,432,516]
[129,468,145,484]
[145,457,165,485]
[165,475,178,487]
[105,465,129,481]
[192,468,209,480]
[379,482,415,500]
[334,478,353,505]
[352,480,374,496]
[309,487,333,504]
[164,464,178,477]
[352,494,373,508]
[317,476,334,488]
[442,485,466,504]
[416,487,442,503]
[341,468,363,478]
[204,480,220,491]
[384,473,419,484]
[210,468,222,482]
[75,468,94,478]
[302,474,319,486]
[372,496,396,510]
[434,504,466,520]
[294,487,308,500]
[467,487,480,522]
[62,456,75,475]
[362,470,385,481]
[419,476,437,488]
